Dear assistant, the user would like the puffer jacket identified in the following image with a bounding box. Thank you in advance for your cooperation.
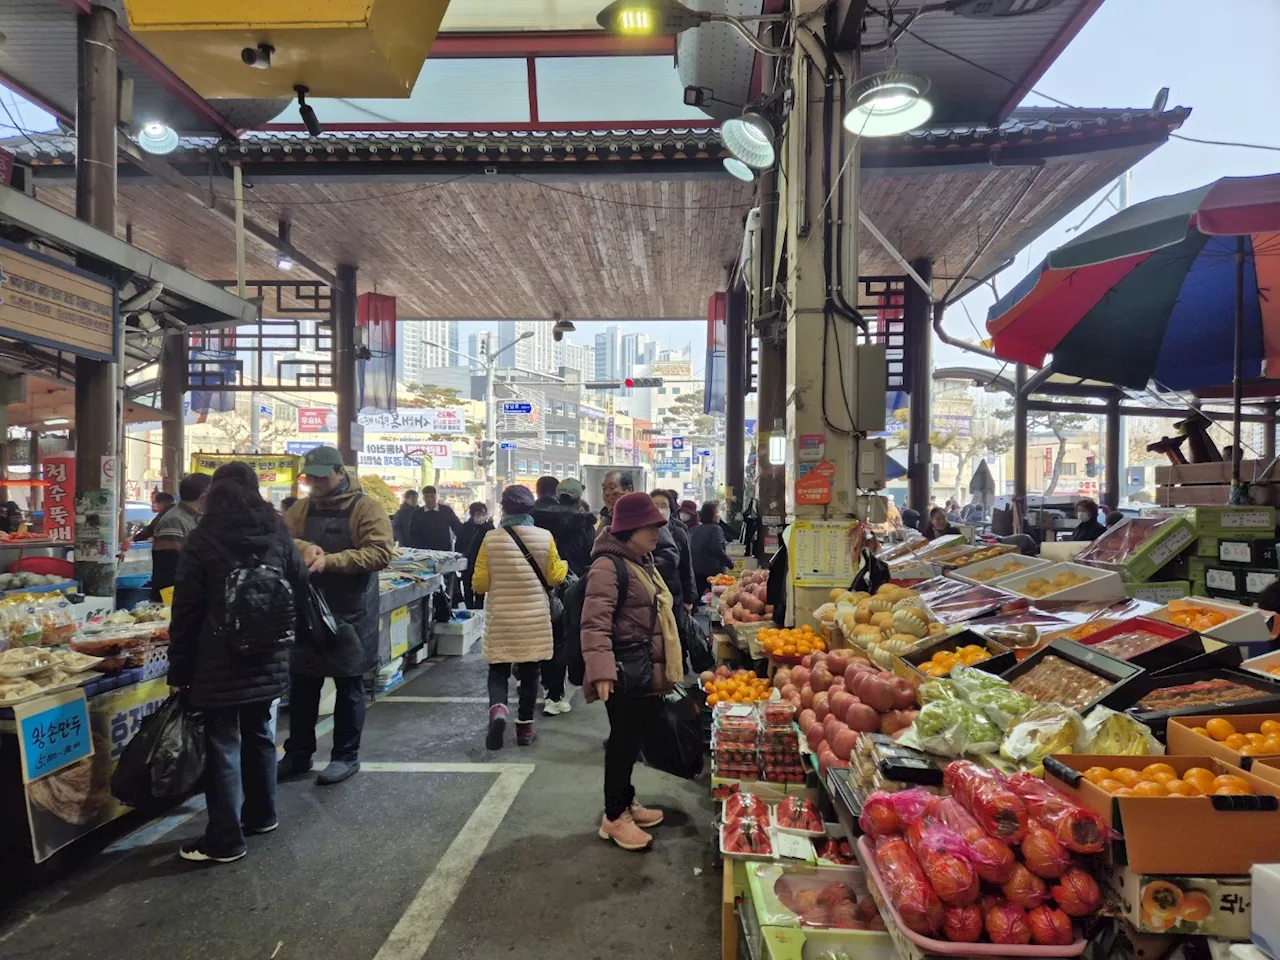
[691,521,735,587]
[472,523,567,664]
[168,510,308,709]
[533,500,598,577]
[581,530,676,702]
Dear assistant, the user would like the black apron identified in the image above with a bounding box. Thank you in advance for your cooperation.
[290,494,380,678]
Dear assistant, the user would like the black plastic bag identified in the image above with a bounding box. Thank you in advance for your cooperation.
[299,581,341,651]
[679,607,714,674]
[110,694,206,808]
[640,682,704,780]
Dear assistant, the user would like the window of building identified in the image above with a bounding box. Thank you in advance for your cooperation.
[658,408,666,417]
[658,387,666,395]
[554,401,565,417]
[518,460,528,473]
[567,404,577,418]
[567,432,577,445]
[1061,462,1078,476]
[553,433,563,446]
[672,387,681,395]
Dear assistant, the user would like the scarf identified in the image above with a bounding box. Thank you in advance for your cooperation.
[625,557,682,685]
[501,513,533,529]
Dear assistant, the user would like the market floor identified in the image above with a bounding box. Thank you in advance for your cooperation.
[0,650,723,960]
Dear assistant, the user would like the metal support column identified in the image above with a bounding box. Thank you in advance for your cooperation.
[1265,402,1277,461]
[753,166,784,560]
[904,260,933,512]
[726,280,747,512]
[27,427,39,514]
[160,333,186,490]
[1014,364,1028,506]
[1104,391,1121,509]
[334,263,358,465]
[74,4,119,596]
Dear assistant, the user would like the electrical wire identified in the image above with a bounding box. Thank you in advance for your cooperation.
[0,95,55,156]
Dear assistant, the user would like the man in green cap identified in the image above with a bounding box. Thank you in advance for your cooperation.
[279,445,393,785]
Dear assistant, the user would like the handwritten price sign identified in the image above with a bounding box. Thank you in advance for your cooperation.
[15,690,93,782]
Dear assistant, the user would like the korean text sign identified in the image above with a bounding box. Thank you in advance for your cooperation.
[15,690,93,782]
[42,455,75,543]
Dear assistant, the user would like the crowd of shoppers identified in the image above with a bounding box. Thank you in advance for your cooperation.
[161,452,741,865]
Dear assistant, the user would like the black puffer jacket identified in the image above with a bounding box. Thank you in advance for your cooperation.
[168,510,309,709]
[533,500,598,577]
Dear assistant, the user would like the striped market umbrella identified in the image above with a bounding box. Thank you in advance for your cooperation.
[986,173,1280,392]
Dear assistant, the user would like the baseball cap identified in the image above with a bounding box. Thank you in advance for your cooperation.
[557,477,584,500]
[301,445,345,477]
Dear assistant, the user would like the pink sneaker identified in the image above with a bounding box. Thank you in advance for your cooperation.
[629,802,664,828]
[598,811,653,851]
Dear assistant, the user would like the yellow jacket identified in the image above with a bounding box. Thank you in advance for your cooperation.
[472,523,567,664]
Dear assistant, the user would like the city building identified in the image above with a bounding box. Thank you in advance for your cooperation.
[496,320,556,374]
[555,337,594,381]
[467,330,495,369]
[396,320,459,384]
[620,333,656,377]
[594,325,621,382]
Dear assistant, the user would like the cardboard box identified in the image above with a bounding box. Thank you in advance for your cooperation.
[1146,597,1272,646]
[1042,754,1280,874]
[1098,861,1253,938]
[1167,713,1280,770]
[1077,516,1197,583]
[946,551,1049,585]
[1206,566,1246,595]
[433,613,482,656]
[1241,649,1280,683]
[1252,863,1280,959]
[1188,506,1277,536]
[1125,581,1191,603]
[1217,537,1278,567]
[998,561,1126,603]
[893,631,1014,686]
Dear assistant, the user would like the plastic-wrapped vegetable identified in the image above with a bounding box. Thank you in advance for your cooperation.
[924,795,1016,884]
[950,664,1011,699]
[904,819,979,905]
[1006,772,1107,854]
[1020,819,1072,879]
[1027,905,1075,946]
[943,904,984,943]
[1082,704,1164,756]
[912,700,1001,758]
[970,688,1034,731]
[984,898,1032,945]
[918,679,960,704]
[999,702,1086,768]
[873,833,945,936]
[859,786,933,837]
[943,761,1029,842]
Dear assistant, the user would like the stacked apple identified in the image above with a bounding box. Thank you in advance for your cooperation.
[774,648,919,777]
[720,568,773,624]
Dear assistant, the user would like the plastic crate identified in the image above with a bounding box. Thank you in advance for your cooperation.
[435,613,483,656]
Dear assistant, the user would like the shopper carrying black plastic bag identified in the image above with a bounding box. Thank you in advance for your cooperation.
[640,682,704,780]
[111,693,206,809]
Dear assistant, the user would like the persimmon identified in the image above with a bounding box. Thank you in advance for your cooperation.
[1179,892,1212,923]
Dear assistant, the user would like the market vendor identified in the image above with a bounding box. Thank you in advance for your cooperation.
[923,506,960,541]
[150,474,210,601]
[1070,498,1107,542]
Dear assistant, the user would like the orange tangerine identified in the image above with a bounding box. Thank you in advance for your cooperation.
[1134,781,1169,797]
[1164,779,1202,796]
[1214,784,1252,796]
[1082,766,1113,784]
[1240,744,1265,757]
[1111,768,1143,788]
[1263,735,1280,753]
[1191,726,1211,739]
[1206,718,1236,741]
[1182,766,1216,786]
[1096,779,1126,795]
[1245,732,1266,745]
[1112,787,1139,797]
[1212,774,1253,794]
[1142,762,1177,780]
[1147,770,1177,786]
[1261,719,1280,736]
[1223,733,1249,751]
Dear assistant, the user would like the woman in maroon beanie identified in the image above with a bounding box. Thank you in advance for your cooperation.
[580,491,683,851]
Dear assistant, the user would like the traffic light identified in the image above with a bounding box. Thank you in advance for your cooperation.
[625,377,664,388]
[1086,456,1096,478]
[478,440,495,470]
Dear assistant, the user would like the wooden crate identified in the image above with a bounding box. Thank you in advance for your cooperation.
[1155,458,1280,507]
[1157,484,1280,506]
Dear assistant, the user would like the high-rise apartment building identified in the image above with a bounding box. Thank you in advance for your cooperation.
[555,338,594,380]
[467,330,495,369]
[620,333,656,379]
[495,320,557,374]
[594,325,621,382]
[397,320,459,384]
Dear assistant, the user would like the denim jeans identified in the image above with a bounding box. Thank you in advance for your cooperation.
[284,674,366,763]
[202,701,277,857]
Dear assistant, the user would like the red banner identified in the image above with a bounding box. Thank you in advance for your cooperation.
[42,456,75,543]
[297,407,336,433]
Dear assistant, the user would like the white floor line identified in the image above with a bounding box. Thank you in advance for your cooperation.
[361,761,535,774]
[374,766,533,960]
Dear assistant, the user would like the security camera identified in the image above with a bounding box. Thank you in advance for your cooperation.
[553,328,565,342]
[241,44,274,69]
[295,85,323,138]
[552,316,575,343]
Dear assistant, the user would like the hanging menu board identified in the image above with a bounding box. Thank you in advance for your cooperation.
[788,520,859,587]
[0,240,117,360]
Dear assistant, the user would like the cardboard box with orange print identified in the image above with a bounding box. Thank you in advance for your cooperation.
[1098,861,1253,939]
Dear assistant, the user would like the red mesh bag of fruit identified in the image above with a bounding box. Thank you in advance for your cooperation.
[943,761,1028,842]
[924,795,1016,884]
[904,819,980,906]
[858,786,933,837]
[983,897,1032,945]
[1006,772,1107,854]
[872,833,945,936]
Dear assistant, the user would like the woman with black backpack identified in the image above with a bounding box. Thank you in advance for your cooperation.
[168,462,310,864]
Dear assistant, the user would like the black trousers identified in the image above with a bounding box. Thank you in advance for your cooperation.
[284,674,366,763]
[603,694,663,821]
[202,701,276,857]
[540,619,566,701]
[487,662,539,721]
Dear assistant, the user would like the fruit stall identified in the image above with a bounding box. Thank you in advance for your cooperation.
[706,504,1280,960]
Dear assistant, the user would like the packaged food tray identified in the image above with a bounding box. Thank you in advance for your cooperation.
[1003,638,1143,714]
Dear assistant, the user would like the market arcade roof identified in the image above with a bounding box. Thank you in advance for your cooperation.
[7,105,1189,318]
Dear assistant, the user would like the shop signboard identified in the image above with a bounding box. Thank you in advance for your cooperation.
[190,454,300,487]
[297,407,336,432]
[42,454,75,543]
[358,408,467,434]
[24,676,170,864]
[0,240,117,361]
[15,690,93,783]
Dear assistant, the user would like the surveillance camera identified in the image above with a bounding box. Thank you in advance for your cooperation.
[241,44,275,69]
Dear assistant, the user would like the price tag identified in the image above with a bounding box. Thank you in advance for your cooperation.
[1245,570,1277,595]
[1222,510,1271,529]
[14,690,93,783]
[1206,568,1238,591]
[389,606,411,659]
[775,831,814,861]
[1219,540,1254,564]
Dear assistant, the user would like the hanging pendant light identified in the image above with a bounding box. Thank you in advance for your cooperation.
[723,157,756,182]
[721,111,776,170]
[843,71,933,138]
[137,121,179,154]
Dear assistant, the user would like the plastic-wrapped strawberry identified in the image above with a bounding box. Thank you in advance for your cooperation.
[723,816,773,855]
[814,837,857,865]
[724,792,771,823]
[777,797,823,832]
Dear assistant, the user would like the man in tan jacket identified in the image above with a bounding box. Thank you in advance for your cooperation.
[279,446,394,785]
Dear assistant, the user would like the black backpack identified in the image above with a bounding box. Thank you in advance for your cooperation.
[564,554,628,687]
[209,540,297,657]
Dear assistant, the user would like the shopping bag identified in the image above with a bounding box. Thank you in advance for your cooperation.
[299,581,342,651]
[679,607,714,674]
[640,682,704,780]
[110,693,206,808]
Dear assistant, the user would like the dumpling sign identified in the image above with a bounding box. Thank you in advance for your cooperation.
[15,689,93,782]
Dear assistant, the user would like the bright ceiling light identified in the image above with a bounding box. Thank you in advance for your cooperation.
[721,111,775,170]
[596,0,707,36]
[843,71,934,138]
[723,157,756,182]
[43,418,70,426]
[277,254,294,271]
[137,120,179,155]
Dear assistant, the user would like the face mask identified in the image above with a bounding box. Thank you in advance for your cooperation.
[656,504,670,520]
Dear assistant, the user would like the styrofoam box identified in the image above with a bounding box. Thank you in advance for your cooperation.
[949,552,1049,586]
[1241,649,1280,681]
[1147,597,1272,646]
[435,614,483,656]
[998,561,1125,603]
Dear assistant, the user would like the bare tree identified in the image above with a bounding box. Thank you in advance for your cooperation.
[993,401,1092,497]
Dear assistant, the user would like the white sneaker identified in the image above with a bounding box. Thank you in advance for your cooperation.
[543,698,572,716]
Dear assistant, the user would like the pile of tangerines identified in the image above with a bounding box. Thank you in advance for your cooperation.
[1081,760,1255,797]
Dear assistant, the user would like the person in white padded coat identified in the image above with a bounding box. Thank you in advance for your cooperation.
[472,484,567,749]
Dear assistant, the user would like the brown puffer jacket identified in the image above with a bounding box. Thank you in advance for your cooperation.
[580,530,675,702]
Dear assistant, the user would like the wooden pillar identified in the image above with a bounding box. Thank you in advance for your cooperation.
[1104,392,1121,508]
[334,263,358,465]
